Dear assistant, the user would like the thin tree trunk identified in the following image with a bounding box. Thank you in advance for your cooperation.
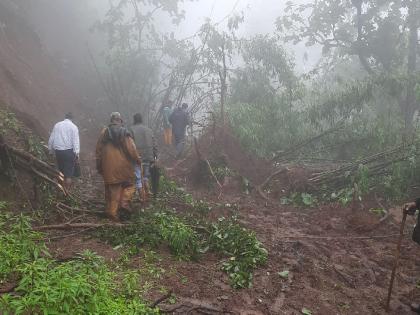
[403,5,418,137]
[219,39,227,134]
[354,0,374,75]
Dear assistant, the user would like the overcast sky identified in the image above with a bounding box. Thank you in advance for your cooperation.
[73,0,318,72]
[174,0,319,72]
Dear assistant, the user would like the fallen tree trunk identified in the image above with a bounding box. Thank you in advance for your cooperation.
[306,141,417,190]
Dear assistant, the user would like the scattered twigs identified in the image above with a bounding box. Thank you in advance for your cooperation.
[66,214,88,224]
[256,167,289,200]
[47,227,95,241]
[374,193,391,224]
[307,142,416,188]
[205,159,222,189]
[0,283,18,294]
[56,202,103,215]
[193,136,223,195]
[160,304,226,314]
[0,141,66,195]
[0,138,35,211]
[332,264,355,288]
[150,290,173,308]
[67,192,98,208]
[34,222,126,231]
[279,232,409,241]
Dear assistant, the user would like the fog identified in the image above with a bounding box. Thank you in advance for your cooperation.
[45,0,318,73]
[171,0,320,72]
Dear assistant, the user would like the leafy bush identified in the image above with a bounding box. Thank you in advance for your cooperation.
[95,212,162,257]
[208,217,268,288]
[281,192,318,207]
[154,212,199,259]
[96,211,199,260]
[97,178,268,289]
[0,214,47,281]
[0,251,158,315]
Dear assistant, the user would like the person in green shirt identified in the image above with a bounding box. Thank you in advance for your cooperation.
[130,113,157,201]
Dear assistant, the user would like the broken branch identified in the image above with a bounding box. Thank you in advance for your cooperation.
[34,222,126,231]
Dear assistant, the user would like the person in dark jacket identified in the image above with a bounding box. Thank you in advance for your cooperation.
[130,113,157,201]
[403,198,420,313]
[169,103,190,159]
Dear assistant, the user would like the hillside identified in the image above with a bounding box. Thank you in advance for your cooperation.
[0,1,95,145]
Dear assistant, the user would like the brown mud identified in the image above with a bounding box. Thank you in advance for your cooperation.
[39,130,420,315]
[2,125,420,314]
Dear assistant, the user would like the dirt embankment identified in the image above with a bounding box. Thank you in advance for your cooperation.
[0,2,97,148]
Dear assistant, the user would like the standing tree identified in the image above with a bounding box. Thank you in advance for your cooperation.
[93,0,187,121]
[277,0,420,130]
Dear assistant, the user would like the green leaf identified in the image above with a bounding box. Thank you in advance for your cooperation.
[278,270,289,279]
[301,307,312,315]
[301,193,314,206]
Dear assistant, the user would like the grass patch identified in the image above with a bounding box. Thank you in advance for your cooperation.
[0,214,158,314]
[0,214,47,282]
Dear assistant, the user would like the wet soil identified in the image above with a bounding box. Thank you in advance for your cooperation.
[8,129,418,315]
[40,161,420,315]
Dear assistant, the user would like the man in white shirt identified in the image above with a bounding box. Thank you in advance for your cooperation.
[48,113,80,190]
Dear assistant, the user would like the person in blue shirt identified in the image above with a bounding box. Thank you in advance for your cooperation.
[169,103,190,159]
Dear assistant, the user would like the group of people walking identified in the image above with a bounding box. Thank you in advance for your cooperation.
[47,102,191,221]
[161,101,191,158]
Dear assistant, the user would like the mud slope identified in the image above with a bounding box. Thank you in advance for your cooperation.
[0,2,86,138]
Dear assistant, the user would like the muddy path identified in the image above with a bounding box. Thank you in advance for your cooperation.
[41,149,420,315]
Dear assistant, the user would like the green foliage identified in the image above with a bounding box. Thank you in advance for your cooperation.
[301,308,313,315]
[96,210,199,260]
[0,251,158,315]
[0,214,157,314]
[353,164,370,196]
[93,0,189,118]
[98,178,267,289]
[281,192,318,208]
[0,108,46,159]
[369,208,387,216]
[118,251,167,298]
[154,212,199,259]
[0,201,9,210]
[0,109,20,133]
[159,176,212,214]
[209,217,268,288]
[276,0,411,73]
[26,135,47,160]
[213,166,235,182]
[330,188,354,206]
[0,214,47,281]
[95,212,162,257]
[228,98,305,157]
[278,270,289,279]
